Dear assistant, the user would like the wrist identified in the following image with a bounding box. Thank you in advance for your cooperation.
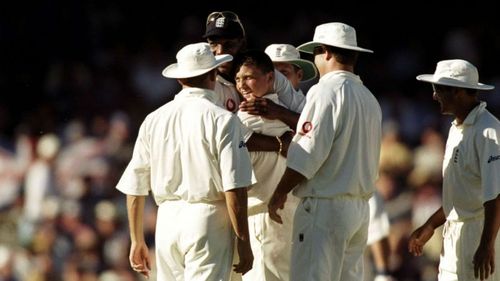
[424,222,437,231]
[236,234,250,242]
[275,136,283,154]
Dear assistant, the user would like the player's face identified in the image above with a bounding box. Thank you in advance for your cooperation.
[208,38,244,76]
[235,64,273,98]
[274,62,302,90]
[432,84,458,115]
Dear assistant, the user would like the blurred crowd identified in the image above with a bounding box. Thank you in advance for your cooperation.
[1,3,500,281]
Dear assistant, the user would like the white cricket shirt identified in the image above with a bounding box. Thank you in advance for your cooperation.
[116,87,255,205]
[215,75,241,113]
[287,71,382,198]
[237,93,293,213]
[442,102,500,221]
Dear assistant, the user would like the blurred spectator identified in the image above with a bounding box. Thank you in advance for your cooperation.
[1,7,499,281]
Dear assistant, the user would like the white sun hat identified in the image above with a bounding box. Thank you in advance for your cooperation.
[265,44,318,82]
[162,42,233,79]
[416,59,494,90]
[297,22,373,54]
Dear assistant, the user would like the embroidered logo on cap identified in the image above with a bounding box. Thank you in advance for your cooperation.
[215,17,225,28]
[275,46,283,58]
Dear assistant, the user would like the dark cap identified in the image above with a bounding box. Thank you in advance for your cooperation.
[203,11,245,39]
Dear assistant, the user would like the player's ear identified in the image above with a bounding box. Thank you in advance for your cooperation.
[297,68,304,81]
[267,70,274,84]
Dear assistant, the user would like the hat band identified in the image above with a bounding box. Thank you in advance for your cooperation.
[434,76,477,85]
[177,57,216,71]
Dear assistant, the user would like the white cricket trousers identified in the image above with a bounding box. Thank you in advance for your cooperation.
[243,197,298,281]
[290,196,369,281]
[155,200,234,281]
[438,218,500,281]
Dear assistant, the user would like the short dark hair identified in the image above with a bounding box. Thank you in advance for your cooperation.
[178,69,215,87]
[233,50,275,75]
[326,45,359,65]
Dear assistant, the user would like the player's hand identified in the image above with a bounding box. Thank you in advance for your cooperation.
[233,237,253,275]
[129,241,151,278]
[408,224,434,256]
[239,95,269,116]
[268,191,287,224]
[239,95,284,120]
[473,242,495,280]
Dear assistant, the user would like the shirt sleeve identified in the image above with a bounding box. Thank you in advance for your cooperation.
[237,111,260,141]
[218,114,256,191]
[478,126,500,203]
[116,120,151,196]
[287,85,338,179]
[274,70,306,113]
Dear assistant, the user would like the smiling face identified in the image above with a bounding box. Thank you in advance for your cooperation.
[235,63,274,98]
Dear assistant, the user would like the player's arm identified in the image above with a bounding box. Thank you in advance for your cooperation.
[126,195,151,278]
[245,131,293,157]
[473,195,500,280]
[408,207,445,256]
[370,237,396,281]
[268,168,306,223]
[239,97,300,129]
[225,188,253,275]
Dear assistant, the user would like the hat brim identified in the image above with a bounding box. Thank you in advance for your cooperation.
[162,54,233,79]
[291,59,318,82]
[416,74,494,91]
[297,41,373,54]
[272,58,318,82]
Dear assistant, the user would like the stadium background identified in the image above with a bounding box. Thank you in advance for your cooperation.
[0,2,499,280]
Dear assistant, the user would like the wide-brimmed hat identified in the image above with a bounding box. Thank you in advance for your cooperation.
[416,59,494,90]
[265,44,318,82]
[297,22,373,54]
[162,42,232,79]
[203,11,245,39]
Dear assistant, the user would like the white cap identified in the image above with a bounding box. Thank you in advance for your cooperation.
[416,59,494,90]
[298,22,373,54]
[162,42,233,79]
[265,44,318,82]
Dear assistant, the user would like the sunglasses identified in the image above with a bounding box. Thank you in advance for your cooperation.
[206,11,246,36]
[313,45,327,56]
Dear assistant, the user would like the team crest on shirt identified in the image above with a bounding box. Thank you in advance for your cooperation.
[226,98,236,112]
[299,121,313,136]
